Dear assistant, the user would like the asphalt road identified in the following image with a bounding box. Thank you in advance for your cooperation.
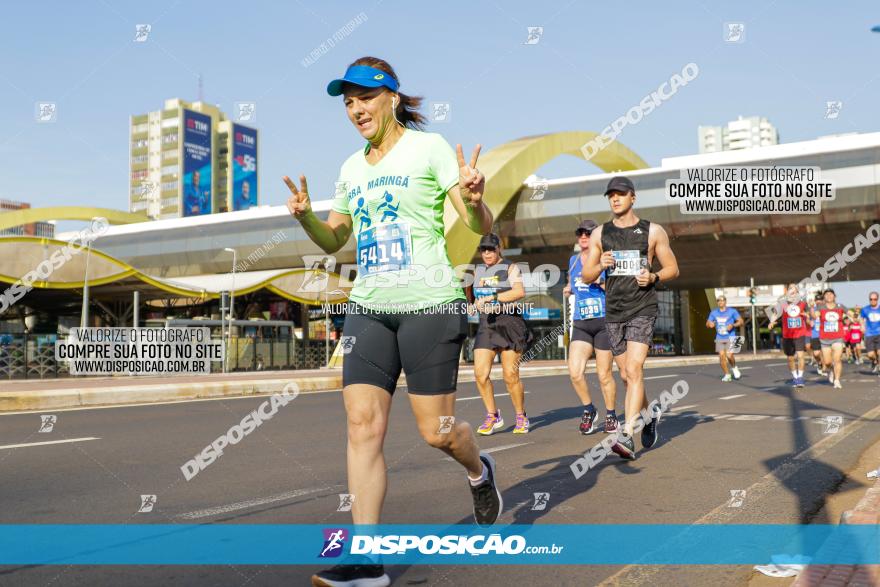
[1,357,879,586]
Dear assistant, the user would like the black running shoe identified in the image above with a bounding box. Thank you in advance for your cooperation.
[311,558,390,587]
[641,410,660,449]
[579,409,598,435]
[611,433,636,460]
[470,451,502,526]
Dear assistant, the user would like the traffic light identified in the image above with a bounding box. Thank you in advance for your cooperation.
[749,288,757,305]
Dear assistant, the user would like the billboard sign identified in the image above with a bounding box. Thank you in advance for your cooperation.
[232,124,258,211]
[182,110,212,216]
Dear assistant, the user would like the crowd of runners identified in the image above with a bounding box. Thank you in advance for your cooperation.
[282,56,869,587]
[726,284,880,390]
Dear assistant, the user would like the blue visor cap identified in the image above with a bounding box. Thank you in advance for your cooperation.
[326,65,399,96]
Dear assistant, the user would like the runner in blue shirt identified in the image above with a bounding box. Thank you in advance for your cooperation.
[563,219,618,435]
[706,295,744,382]
[860,291,880,374]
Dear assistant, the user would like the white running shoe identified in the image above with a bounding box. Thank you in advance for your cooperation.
[721,374,733,382]
[833,379,843,389]
[732,366,742,380]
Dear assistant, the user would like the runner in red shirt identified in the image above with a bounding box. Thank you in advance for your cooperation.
[847,315,864,365]
[768,283,810,389]
[813,288,846,389]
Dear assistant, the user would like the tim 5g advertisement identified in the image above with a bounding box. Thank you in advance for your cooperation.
[232,124,258,211]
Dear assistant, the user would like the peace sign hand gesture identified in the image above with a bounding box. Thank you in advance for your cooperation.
[457,144,485,204]
[283,175,312,219]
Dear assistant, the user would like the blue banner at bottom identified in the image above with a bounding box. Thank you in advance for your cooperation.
[0,524,878,565]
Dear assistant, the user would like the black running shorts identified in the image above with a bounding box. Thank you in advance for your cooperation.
[782,336,805,356]
[341,300,468,395]
[474,314,533,353]
[570,318,611,351]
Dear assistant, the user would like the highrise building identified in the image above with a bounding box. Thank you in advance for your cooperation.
[698,116,778,154]
[129,99,259,219]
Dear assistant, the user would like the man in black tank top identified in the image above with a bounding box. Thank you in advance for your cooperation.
[581,176,680,461]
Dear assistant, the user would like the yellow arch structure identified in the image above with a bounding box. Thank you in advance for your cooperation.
[0,206,148,231]
[0,132,647,310]
[0,236,352,305]
[444,131,648,266]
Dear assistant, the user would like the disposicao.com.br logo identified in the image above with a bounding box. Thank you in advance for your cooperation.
[330,531,563,557]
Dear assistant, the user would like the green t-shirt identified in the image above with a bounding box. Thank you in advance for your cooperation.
[332,129,465,311]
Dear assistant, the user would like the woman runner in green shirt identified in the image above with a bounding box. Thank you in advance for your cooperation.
[284,56,502,587]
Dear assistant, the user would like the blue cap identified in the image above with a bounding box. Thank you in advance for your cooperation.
[326,65,400,96]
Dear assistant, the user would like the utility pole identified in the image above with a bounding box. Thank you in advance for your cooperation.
[750,277,757,355]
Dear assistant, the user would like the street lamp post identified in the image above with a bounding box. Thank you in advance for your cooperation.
[79,219,98,329]
[224,248,236,372]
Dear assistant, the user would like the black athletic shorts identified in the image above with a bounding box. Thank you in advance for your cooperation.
[570,318,611,351]
[811,337,821,349]
[782,336,805,356]
[866,334,880,353]
[341,300,468,395]
[474,314,533,353]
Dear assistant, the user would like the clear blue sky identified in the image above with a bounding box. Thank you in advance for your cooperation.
[1,1,878,302]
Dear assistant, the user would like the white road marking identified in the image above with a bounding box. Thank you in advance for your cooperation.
[644,374,679,380]
[443,442,531,461]
[177,487,335,519]
[0,392,332,416]
[0,437,100,450]
[728,414,769,421]
[765,363,788,367]
[669,404,698,411]
[1,387,534,415]
[456,391,531,402]
[719,394,746,400]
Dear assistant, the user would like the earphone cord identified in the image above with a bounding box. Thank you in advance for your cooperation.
[392,97,403,127]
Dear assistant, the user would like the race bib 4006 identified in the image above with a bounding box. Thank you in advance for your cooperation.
[609,250,645,276]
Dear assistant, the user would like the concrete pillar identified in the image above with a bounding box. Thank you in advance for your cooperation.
[686,288,716,354]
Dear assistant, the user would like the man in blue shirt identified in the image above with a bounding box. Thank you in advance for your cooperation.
[184,169,209,215]
[707,295,744,382]
[860,291,880,373]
